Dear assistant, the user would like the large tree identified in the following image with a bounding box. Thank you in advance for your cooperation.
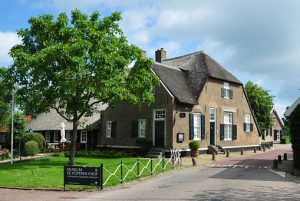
[244,81,274,133]
[8,10,158,165]
[0,67,11,127]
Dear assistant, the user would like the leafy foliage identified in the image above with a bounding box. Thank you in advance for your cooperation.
[244,81,274,133]
[24,140,39,156]
[189,140,200,150]
[22,132,45,152]
[8,10,159,165]
[0,68,11,127]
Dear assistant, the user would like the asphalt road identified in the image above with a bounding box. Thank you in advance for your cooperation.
[1,144,300,201]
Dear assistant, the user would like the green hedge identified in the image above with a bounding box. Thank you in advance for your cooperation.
[63,150,133,158]
[22,132,45,152]
[24,141,39,156]
[281,136,291,144]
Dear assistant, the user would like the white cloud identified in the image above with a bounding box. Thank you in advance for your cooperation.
[0,31,21,66]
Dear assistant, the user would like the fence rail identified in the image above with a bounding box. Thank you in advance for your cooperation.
[102,149,181,186]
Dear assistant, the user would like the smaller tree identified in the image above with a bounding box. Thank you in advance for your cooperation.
[245,81,274,133]
[0,67,11,127]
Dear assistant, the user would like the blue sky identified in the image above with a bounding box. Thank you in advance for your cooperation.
[1,0,300,118]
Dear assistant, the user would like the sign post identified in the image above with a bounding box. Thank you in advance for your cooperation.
[64,165,102,191]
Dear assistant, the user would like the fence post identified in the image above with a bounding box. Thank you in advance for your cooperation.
[137,159,140,178]
[100,163,103,190]
[121,161,123,184]
[151,158,153,176]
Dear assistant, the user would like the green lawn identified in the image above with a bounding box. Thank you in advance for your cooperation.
[0,156,174,190]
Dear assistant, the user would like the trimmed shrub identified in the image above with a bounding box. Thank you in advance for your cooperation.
[24,141,39,156]
[63,150,133,158]
[22,132,45,152]
[189,140,200,150]
[281,136,291,144]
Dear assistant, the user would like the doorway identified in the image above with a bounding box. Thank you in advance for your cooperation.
[209,108,216,146]
[153,109,166,147]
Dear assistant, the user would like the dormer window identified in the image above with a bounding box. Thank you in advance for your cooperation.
[221,82,233,99]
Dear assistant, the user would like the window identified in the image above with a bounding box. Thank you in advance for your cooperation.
[209,108,216,122]
[155,110,166,120]
[193,113,201,140]
[221,82,233,99]
[0,134,5,143]
[244,114,251,132]
[53,131,59,142]
[45,131,50,142]
[224,112,233,140]
[66,131,71,141]
[138,119,146,138]
[189,113,205,140]
[106,121,112,138]
[81,130,87,143]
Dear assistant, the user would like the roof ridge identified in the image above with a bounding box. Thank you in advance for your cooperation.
[163,51,205,62]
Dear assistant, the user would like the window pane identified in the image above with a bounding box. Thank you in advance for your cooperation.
[106,121,112,138]
[193,114,201,139]
[138,119,146,138]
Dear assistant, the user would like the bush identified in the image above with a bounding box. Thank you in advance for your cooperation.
[189,140,200,150]
[24,141,39,156]
[22,132,45,152]
[0,148,10,160]
[62,150,133,158]
[281,136,291,144]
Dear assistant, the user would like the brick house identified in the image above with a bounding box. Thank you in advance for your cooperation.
[260,108,284,146]
[99,49,261,153]
[28,104,107,150]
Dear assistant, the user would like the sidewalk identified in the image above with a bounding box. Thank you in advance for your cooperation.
[0,153,55,164]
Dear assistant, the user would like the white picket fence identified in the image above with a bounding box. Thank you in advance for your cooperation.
[103,149,181,186]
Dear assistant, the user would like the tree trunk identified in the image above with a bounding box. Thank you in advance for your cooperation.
[68,120,79,166]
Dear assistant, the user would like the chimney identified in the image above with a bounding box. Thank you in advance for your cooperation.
[141,50,146,58]
[155,48,166,62]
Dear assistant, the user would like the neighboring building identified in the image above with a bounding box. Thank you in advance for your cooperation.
[271,108,284,142]
[100,49,261,153]
[260,108,284,145]
[28,104,107,150]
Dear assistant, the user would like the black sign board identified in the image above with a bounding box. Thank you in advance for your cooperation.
[64,165,102,190]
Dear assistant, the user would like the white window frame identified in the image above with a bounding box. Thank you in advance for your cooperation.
[224,112,233,140]
[245,114,251,132]
[223,82,230,99]
[53,131,59,142]
[193,113,201,140]
[106,121,112,138]
[154,110,166,120]
[209,108,216,122]
[45,131,51,142]
[138,119,146,138]
[80,130,87,143]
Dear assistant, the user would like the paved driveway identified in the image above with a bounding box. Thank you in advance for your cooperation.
[1,144,299,201]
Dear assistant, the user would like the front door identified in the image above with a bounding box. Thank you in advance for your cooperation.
[155,121,165,147]
[274,130,278,141]
[210,122,215,145]
[209,108,216,146]
[153,109,166,147]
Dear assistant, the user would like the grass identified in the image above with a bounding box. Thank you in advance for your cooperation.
[0,156,174,190]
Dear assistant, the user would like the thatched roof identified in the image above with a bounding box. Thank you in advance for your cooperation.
[153,51,242,105]
[27,104,107,131]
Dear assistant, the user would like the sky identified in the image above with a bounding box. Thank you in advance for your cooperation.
[1,0,300,118]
